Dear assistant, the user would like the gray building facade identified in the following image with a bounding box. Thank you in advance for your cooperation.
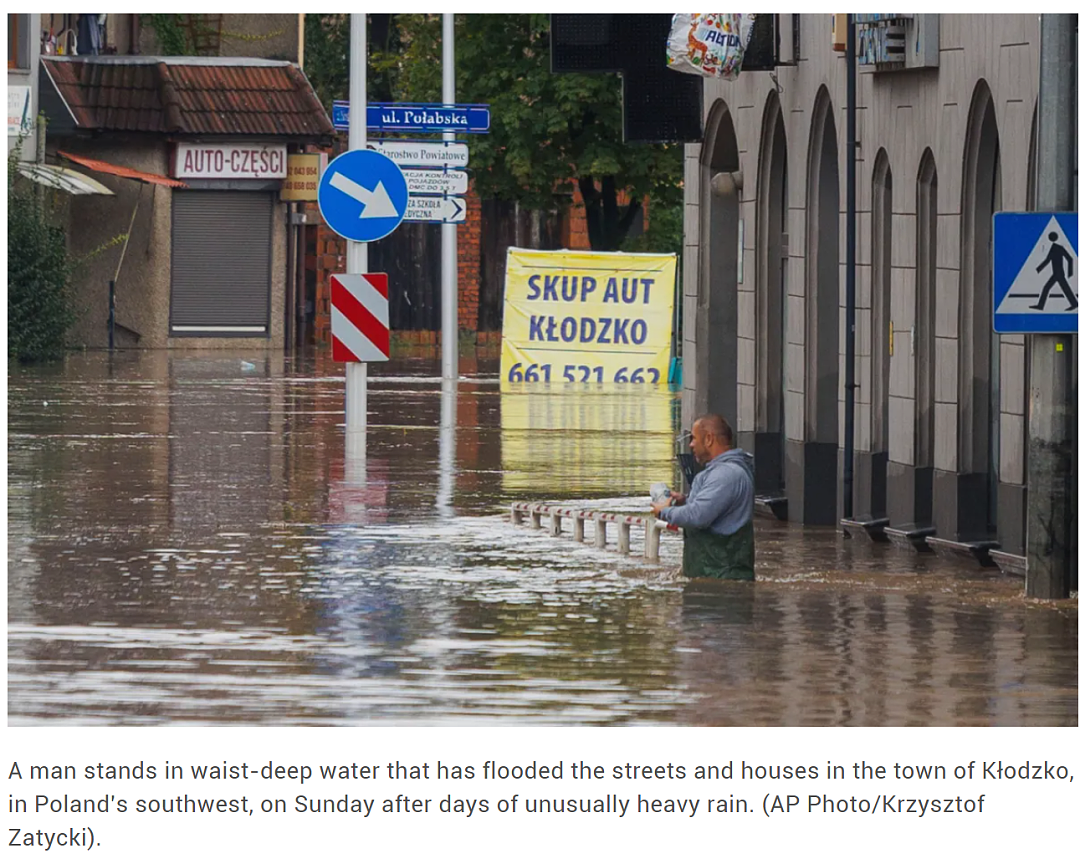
[8,13,41,159]
[682,14,1074,557]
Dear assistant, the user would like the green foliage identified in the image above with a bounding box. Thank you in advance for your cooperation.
[143,14,192,55]
[453,15,683,251]
[302,14,685,251]
[303,14,349,109]
[620,186,684,256]
[306,14,443,108]
[391,14,442,103]
[7,146,78,364]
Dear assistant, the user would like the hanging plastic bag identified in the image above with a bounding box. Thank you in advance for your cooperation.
[666,13,756,81]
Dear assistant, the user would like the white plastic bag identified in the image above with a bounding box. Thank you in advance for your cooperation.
[666,13,756,81]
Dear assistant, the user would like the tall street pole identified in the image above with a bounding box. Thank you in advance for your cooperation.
[441,13,459,381]
[345,13,368,461]
[1026,13,1077,598]
[843,15,857,520]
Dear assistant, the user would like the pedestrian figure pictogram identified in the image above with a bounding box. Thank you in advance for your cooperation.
[1031,232,1077,310]
[993,212,1078,334]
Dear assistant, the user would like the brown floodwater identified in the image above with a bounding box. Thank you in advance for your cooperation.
[7,349,1077,725]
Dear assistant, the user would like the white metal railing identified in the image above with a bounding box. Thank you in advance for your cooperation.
[509,502,680,563]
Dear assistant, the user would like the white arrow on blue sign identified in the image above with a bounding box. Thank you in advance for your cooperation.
[993,212,1078,334]
[317,149,410,243]
[404,196,466,224]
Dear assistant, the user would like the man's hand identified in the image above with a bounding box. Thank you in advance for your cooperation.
[651,491,685,517]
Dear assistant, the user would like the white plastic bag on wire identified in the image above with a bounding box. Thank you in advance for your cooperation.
[666,13,756,81]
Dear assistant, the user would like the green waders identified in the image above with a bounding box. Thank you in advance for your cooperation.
[682,520,755,581]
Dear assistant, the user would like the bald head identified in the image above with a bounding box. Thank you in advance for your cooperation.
[689,414,733,464]
[696,414,732,444]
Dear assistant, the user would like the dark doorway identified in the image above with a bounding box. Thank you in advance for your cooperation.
[755,93,788,495]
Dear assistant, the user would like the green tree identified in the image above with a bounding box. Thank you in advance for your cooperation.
[305,14,683,252]
[457,15,684,252]
[303,14,348,109]
[7,146,78,364]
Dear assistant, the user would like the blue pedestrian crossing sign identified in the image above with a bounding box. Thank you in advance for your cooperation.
[317,149,409,243]
[993,212,1078,334]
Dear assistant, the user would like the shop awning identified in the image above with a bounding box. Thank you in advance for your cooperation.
[58,151,188,188]
[17,162,115,196]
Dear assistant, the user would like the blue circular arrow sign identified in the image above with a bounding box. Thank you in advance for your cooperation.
[317,149,409,243]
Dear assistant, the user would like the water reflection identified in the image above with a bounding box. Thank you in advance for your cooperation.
[7,350,1077,725]
[499,382,679,496]
[437,379,457,520]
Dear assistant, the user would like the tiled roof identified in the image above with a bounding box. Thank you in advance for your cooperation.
[42,57,333,139]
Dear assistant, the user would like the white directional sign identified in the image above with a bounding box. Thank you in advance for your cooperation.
[403,168,469,196]
[404,196,467,224]
[370,141,469,168]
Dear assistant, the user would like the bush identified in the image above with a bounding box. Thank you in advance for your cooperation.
[619,172,685,257]
[619,194,684,256]
[8,146,77,364]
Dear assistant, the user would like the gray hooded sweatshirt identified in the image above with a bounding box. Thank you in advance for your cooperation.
[659,448,755,535]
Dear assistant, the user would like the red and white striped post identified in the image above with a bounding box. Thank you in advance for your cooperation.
[333,270,388,470]
[331,273,389,364]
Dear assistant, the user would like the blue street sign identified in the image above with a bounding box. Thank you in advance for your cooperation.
[332,101,490,134]
[993,212,1078,334]
[331,101,349,130]
[317,149,409,243]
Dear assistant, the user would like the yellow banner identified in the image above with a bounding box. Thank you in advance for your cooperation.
[500,248,677,384]
[280,154,323,201]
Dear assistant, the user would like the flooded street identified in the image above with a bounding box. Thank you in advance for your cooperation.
[7,350,1077,726]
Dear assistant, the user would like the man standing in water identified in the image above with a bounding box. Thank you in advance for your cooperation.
[651,414,755,580]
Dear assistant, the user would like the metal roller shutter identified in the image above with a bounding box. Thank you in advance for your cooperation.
[170,190,272,334]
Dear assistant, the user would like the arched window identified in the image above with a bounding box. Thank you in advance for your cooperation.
[959,80,1001,535]
[915,149,937,473]
[805,87,840,446]
[871,149,893,455]
[695,99,741,423]
[754,91,788,493]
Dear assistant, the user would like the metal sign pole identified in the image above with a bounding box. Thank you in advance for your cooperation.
[346,12,369,460]
[441,13,459,381]
[842,14,857,521]
[1026,12,1077,599]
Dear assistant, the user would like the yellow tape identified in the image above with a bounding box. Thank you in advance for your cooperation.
[500,248,677,384]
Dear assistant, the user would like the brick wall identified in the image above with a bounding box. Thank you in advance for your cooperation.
[564,181,650,250]
[306,204,346,346]
[457,180,482,331]
[566,182,591,249]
